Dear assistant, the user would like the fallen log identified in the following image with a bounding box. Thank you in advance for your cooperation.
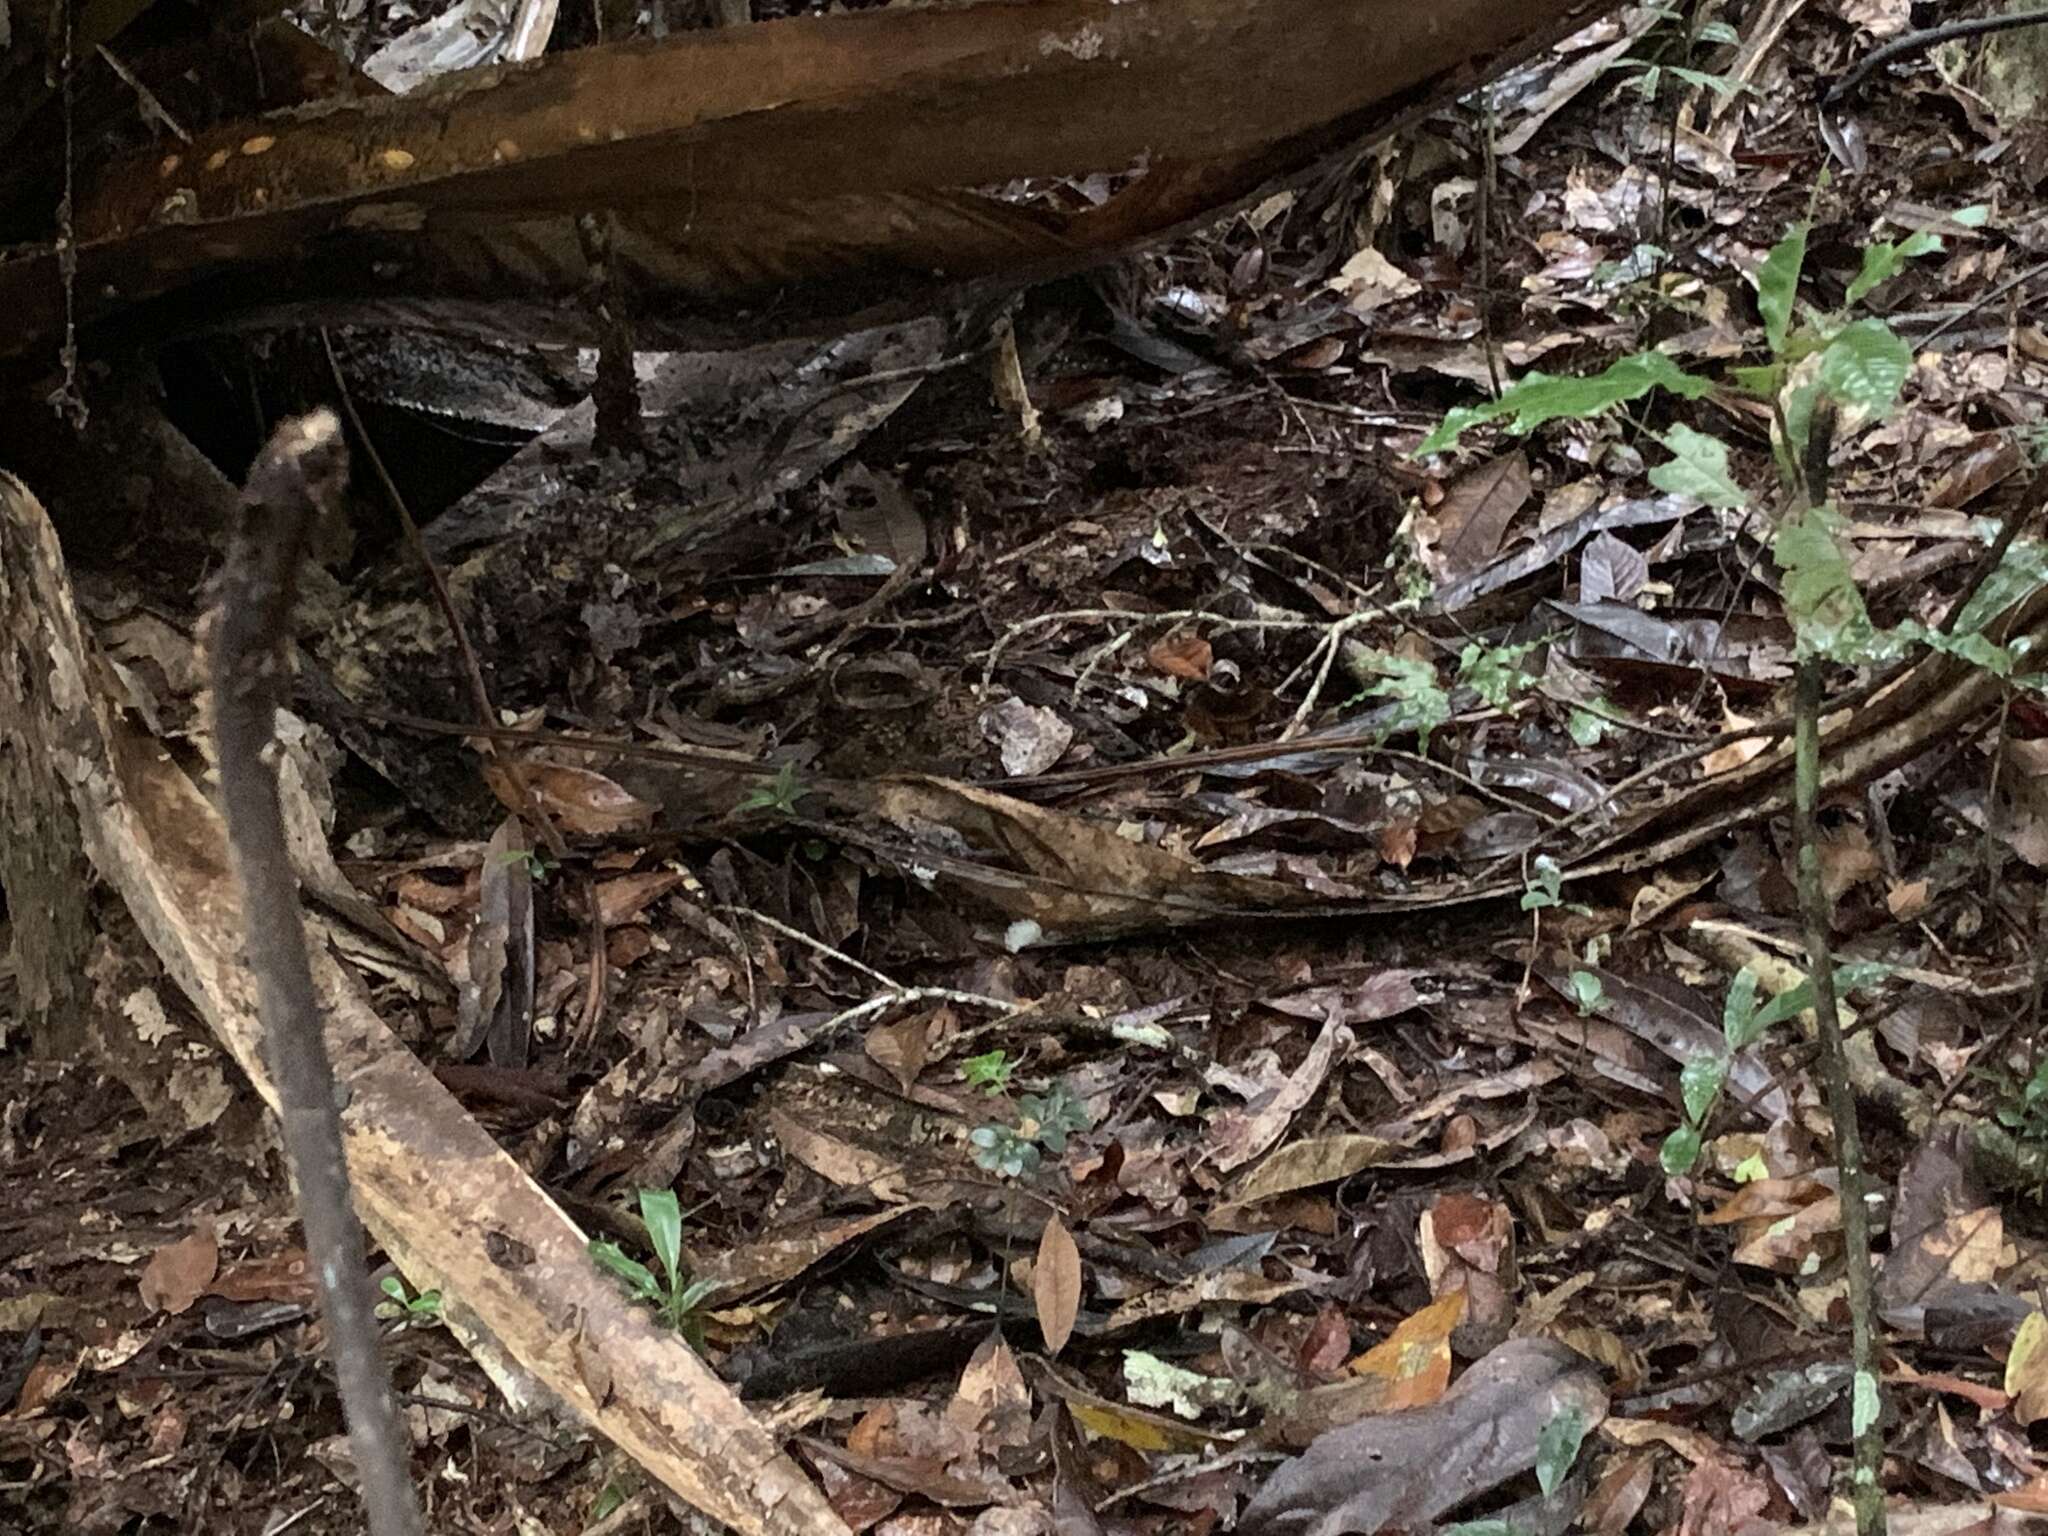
[0,0,1617,373]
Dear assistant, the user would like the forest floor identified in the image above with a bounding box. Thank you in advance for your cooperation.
[8,2,2048,1534]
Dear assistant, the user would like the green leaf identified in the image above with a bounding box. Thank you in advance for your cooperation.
[1650,424,1748,508]
[1457,639,1540,710]
[1521,854,1564,911]
[1728,361,1783,398]
[1681,1053,1728,1125]
[588,1240,662,1302]
[1416,351,1711,454]
[1948,537,2048,637]
[1897,620,2016,677]
[1774,507,1885,662]
[1723,964,1762,1049]
[1844,231,1943,307]
[639,1187,684,1290]
[1536,1403,1589,1496]
[1756,222,1809,356]
[1668,65,1748,99]
[1567,706,1609,748]
[1734,1151,1768,1183]
[1832,959,1894,998]
[1567,970,1605,1016]
[1953,204,1991,228]
[1660,1123,1704,1175]
[1360,650,1452,752]
[1818,317,1912,419]
[1696,20,1740,44]
[1751,979,1816,1033]
[962,1049,1015,1093]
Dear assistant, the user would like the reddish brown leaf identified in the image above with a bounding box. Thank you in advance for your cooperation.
[1147,634,1214,680]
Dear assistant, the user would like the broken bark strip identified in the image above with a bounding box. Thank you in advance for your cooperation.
[210,413,422,1536]
[0,476,95,1056]
[0,480,850,1536]
[0,0,1614,367]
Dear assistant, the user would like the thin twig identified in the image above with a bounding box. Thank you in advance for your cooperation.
[210,412,422,1536]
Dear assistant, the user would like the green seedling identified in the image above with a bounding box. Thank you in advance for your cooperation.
[1457,638,1541,712]
[962,1048,1018,1095]
[736,761,806,818]
[1566,970,1605,1017]
[375,1273,442,1329]
[1661,960,1890,1174]
[497,847,553,882]
[1351,649,1452,751]
[588,1187,718,1347]
[971,1078,1093,1178]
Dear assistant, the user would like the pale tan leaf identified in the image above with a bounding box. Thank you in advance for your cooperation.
[1033,1216,1082,1357]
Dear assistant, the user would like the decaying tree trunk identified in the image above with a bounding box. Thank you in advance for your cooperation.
[0,476,95,1056]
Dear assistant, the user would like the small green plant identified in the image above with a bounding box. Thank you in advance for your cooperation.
[1991,1054,2048,1150]
[736,761,807,818]
[1519,854,1593,918]
[962,1048,1018,1095]
[970,1078,1093,1178]
[1353,650,1452,750]
[1566,970,1605,1017]
[375,1273,442,1329]
[588,1187,718,1346]
[498,847,553,882]
[1566,702,1614,748]
[1661,961,1890,1174]
[969,1122,1042,1178]
[1606,3,1747,102]
[1457,638,1541,712]
[1017,1082,1092,1151]
[1520,853,1566,911]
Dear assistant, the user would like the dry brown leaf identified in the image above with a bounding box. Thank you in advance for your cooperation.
[1432,451,1532,581]
[138,1226,218,1316]
[1583,1452,1656,1536]
[486,760,656,836]
[1232,1133,1397,1205]
[594,870,685,927]
[1700,707,1772,777]
[1147,634,1213,680]
[863,1013,932,1094]
[1033,1216,1083,1357]
[767,1108,909,1202]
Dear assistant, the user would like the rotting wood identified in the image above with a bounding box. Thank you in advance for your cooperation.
[0,0,1617,370]
[0,475,95,1056]
[0,478,853,1536]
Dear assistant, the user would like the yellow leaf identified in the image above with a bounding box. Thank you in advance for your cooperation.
[1346,1291,1463,1409]
[1065,1397,1220,1454]
[2007,1311,2048,1424]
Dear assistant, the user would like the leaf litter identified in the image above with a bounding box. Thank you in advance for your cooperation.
[13,2,2048,1535]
